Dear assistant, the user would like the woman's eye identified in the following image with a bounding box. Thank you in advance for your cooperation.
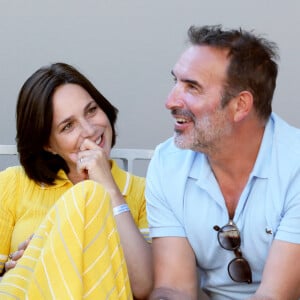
[62,122,72,132]
[87,106,97,114]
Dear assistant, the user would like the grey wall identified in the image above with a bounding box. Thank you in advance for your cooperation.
[1,1,300,172]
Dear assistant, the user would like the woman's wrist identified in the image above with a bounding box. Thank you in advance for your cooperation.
[113,203,130,216]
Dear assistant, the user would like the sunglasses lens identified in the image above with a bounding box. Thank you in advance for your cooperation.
[215,222,253,284]
[218,225,241,250]
[228,258,252,284]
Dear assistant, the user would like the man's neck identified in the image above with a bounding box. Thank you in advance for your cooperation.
[208,122,265,217]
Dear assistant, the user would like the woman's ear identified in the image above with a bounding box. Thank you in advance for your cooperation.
[233,91,254,122]
[44,145,57,155]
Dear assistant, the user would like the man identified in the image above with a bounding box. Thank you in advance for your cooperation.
[146,25,300,299]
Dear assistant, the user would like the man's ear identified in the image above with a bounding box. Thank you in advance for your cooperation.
[233,90,254,122]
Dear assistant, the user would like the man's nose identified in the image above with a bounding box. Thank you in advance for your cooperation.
[165,85,185,110]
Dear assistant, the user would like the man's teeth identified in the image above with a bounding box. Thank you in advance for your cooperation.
[176,118,188,124]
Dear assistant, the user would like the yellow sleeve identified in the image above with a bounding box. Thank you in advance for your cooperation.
[0,167,19,273]
[126,175,151,243]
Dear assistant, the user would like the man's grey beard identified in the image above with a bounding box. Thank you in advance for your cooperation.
[173,110,232,154]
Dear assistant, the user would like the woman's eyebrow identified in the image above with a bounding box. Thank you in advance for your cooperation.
[57,116,72,128]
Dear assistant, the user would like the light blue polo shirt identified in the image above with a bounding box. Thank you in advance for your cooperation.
[146,113,300,299]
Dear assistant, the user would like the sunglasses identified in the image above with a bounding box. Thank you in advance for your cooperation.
[213,220,252,284]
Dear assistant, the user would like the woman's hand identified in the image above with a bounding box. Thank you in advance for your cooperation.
[5,235,33,272]
[77,139,120,197]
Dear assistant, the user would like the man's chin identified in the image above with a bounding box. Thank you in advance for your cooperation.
[173,136,190,149]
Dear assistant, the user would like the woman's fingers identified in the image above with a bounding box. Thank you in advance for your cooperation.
[5,259,17,271]
[8,249,24,261]
[5,235,32,272]
[5,249,25,271]
[17,235,33,251]
[79,138,101,151]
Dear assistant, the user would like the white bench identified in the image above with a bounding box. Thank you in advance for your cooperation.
[0,145,153,174]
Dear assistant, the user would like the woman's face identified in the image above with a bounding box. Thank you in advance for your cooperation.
[46,83,113,171]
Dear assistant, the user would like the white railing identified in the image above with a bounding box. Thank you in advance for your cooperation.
[0,145,153,173]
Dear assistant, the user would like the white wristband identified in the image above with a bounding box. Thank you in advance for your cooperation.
[113,204,130,216]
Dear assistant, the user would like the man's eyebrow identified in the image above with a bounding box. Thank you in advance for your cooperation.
[182,78,201,88]
[171,70,202,88]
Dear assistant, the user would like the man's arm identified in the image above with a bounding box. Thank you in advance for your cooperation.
[250,239,300,300]
[149,236,198,300]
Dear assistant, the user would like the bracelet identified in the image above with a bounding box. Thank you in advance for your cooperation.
[113,204,130,216]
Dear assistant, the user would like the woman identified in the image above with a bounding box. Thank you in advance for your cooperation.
[0,63,152,299]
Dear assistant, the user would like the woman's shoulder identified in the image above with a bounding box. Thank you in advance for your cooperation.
[0,165,25,180]
[0,165,38,190]
[128,173,146,195]
[0,166,27,208]
[130,173,146,185]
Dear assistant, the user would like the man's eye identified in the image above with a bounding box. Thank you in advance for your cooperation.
[188,84,197,91]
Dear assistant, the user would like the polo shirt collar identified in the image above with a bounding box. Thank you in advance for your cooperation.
[39,169,71,189]
[250,116,274,179]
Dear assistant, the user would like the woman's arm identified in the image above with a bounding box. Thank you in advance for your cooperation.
[114,203,153,299]
[77,141,153,299]
[96,178,153,299]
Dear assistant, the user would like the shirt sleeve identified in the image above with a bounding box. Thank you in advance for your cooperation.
[275,169,300,243]
[0,168,18,273]
[126,175,151,243]
[146,146,186,239]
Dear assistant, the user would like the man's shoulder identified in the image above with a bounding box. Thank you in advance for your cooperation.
[150,137,201,176]
[272,113,300,134]
[272,113,300,154]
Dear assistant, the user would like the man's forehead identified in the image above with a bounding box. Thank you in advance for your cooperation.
[173,45,229,80]
[179,45,229,64]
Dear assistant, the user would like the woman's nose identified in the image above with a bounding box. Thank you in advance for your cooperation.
[80,120,95,137]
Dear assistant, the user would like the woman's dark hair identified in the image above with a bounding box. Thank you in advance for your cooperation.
[16,62,118,185]
[187,25,279,120]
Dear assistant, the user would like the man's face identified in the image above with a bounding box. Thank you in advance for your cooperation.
[166,45,233,154]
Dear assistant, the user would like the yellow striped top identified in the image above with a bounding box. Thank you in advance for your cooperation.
[0,160,148,274]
